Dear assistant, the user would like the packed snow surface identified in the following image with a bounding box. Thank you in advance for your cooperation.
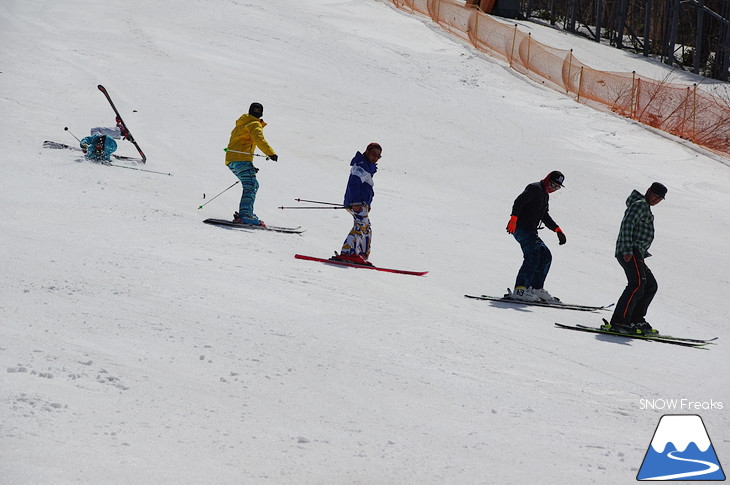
[1,1,728,483]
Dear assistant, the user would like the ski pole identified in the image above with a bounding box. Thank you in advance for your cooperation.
[198,181,239,209]
[103,162,172,176]
[223,148,274,160]
[294,198,343,206]
[279,205,346,210]
[64,127,81,142]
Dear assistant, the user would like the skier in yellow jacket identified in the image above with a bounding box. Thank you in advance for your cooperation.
[225,102,278,226]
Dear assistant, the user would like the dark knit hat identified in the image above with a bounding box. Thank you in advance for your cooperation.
[365,142,382,153]
[249,102,263,118]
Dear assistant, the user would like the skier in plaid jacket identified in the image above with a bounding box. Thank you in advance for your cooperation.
[609,182,667,334]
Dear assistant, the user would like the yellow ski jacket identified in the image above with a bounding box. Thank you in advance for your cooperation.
[225,114,276,165]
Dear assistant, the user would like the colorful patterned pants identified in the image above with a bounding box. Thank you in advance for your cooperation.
[228,161,259,219]
[340,205,371,258]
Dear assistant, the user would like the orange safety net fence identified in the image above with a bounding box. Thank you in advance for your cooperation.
[390,0,730,158]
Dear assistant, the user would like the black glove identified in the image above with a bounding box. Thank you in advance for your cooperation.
[556,229,567,245]
[268,154,278,162]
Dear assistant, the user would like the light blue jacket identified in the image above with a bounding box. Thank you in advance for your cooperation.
[80,135,117,161]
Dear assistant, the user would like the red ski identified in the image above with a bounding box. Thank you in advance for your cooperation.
[294,254,428,276]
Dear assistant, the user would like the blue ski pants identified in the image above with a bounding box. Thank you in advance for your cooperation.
[513,227,552,290]
[228,161,259,219]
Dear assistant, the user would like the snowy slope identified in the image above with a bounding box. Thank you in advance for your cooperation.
[1,1,728,483]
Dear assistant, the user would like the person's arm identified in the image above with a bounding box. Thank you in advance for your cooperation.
[616,203,641,259]
[250,123,276,158]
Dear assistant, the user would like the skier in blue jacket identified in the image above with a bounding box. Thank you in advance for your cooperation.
[332,143,382,265]
[79,134,117,161]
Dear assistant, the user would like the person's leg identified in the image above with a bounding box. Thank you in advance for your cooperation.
[229,162,260,222]
[529,242,552,290]
[341,206,370,256]
[513,228,543,289]
[610,254,646,325]
[630,264,657,323]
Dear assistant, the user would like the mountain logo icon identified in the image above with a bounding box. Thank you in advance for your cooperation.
[637,414,725,481]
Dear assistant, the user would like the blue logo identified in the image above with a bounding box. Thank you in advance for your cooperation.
[638,415,725,481]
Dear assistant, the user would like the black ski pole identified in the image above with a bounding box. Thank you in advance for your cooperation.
[64,127,81,142]
[104,162,172,176]
[198,181,239,209]
[279,205,346,210]
[294,198,343,206]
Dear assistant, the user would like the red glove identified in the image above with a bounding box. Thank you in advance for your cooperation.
[506,215,518,234]
[556,227,567,245]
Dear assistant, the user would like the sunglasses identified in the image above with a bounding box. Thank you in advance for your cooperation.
[549,181,562,190]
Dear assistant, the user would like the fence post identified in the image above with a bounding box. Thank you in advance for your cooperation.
[577,67,584,103]
[683,86,691,138]
[567,49,573,94]
[631,71,636,119]
[526,33,532,73]
[472,9,479,46]
[509,24,518,68]
[692,83,697,142]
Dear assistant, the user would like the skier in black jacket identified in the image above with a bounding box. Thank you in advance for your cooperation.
[505,171,567,302]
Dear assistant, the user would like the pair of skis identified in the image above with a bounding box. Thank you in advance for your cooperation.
[202,218,304,234]
[294,254,428,276]
[554,323,717,348]
[464,292,609,312]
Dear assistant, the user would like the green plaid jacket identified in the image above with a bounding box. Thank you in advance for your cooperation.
[615,190,654,258]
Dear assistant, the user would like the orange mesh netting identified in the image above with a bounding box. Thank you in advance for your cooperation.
[390,0,730,157]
